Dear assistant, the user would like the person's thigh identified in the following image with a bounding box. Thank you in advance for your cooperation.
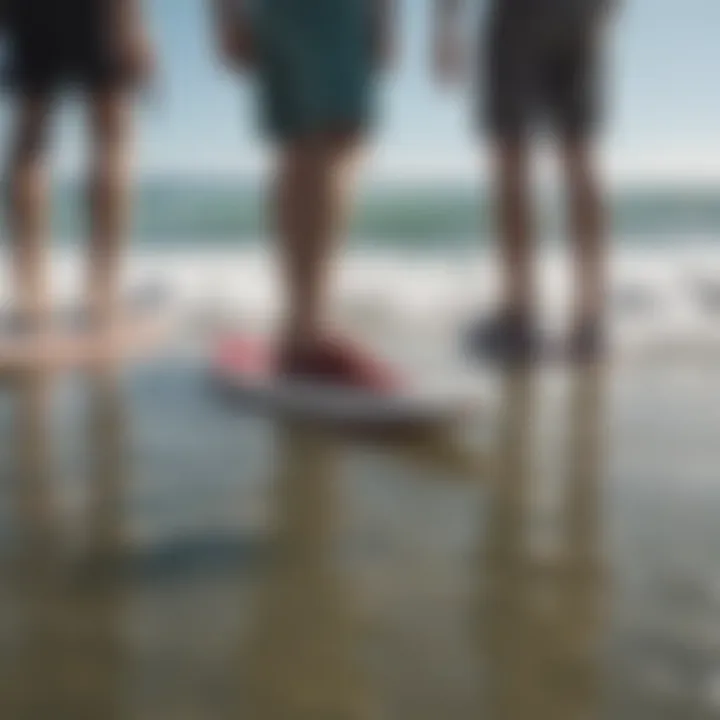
[87,92,132,148]
[8,95,54,162]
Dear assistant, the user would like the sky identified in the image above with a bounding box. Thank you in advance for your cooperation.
[5,0,720,186]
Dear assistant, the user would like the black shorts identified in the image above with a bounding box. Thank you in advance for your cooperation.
[483,5,606,140]
[3,0,132,95]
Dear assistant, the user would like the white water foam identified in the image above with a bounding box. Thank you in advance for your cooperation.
[1,241,719,353]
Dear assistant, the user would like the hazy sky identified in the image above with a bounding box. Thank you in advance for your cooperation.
[6,0,720,185]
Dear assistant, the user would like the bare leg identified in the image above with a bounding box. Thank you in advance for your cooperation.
[5,96,53,327]
[274,130,363,354]
[86,92,133,328]
[494,137,534,318]
[563,138,605,327]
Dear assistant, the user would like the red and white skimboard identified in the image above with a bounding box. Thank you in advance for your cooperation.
[210,335,479,431]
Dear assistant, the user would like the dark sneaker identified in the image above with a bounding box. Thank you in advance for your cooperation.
[463,311,539,366]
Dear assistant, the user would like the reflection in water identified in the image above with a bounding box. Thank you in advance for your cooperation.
[76,370,127,720]
[483,367,606,720]
[239,368,608,719]
[7,372,62,719]
[3,370,127,720]
[0,364,613,718]
[241,423,373,720]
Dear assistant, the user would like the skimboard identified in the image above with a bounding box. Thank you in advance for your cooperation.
[0,287,174,372]
[210,335,479,431]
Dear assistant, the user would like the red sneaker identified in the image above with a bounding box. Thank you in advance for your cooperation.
[279,336,402,395]
[214,335,401,395]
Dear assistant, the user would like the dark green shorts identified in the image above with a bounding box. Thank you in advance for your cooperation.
[254,0,375,141]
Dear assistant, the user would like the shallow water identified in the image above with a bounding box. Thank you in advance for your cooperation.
[0,360,719,719]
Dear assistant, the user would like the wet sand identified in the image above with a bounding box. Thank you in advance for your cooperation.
[0,358,719,719]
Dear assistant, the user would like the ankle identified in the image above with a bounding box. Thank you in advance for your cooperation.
[573,310,602,332]
[281,320,327,355]
[500,303,533,326]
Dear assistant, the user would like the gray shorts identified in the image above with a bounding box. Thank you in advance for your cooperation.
[483,4,607,140]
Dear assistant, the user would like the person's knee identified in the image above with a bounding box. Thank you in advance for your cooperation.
[563,136,596,176]
[10,106,51,167]
[91,95,131,150]
[324,126,364,155]
[286,127,363,160]
[495,137,527,183]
